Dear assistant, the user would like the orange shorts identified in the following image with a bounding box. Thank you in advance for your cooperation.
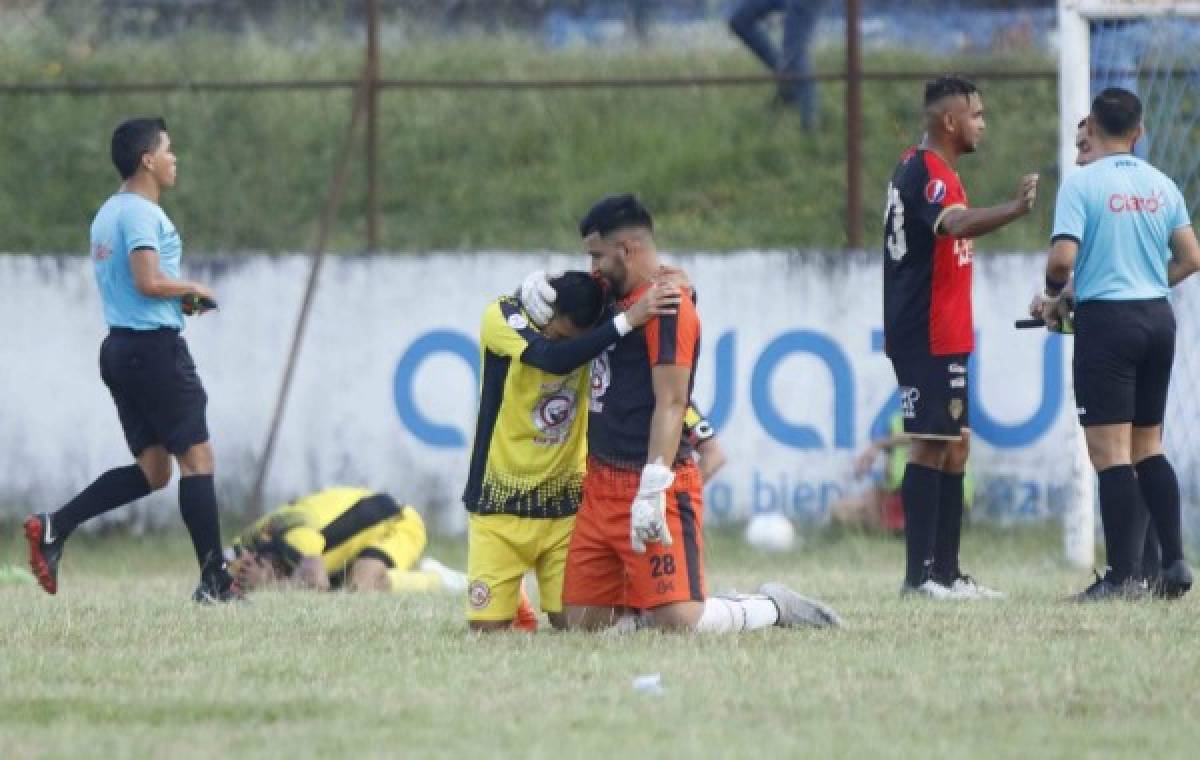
[563,458,706,610]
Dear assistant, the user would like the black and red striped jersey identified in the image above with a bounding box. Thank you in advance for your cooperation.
[587,283,700,470]
[882,146,975,357]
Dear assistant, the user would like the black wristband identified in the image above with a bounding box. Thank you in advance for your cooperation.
[1044,275,1067,296]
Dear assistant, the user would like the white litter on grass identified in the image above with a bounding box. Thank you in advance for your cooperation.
[631,673,665,696]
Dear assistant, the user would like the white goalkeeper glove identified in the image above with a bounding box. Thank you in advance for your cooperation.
[518,270,559,329]
[630,461,675,554]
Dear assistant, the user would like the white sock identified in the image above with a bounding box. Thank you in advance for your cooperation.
[694,595,779,634]
[417,557,468,593]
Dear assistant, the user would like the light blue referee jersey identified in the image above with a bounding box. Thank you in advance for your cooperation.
[90,192,185,330]
[1052,153,1191,302]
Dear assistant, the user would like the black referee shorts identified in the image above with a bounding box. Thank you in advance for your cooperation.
[99,327,210,457]
[889,351,970,440]
[1073,298,1175,427]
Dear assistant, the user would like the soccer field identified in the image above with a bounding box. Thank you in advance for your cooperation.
[3,526,1198,759]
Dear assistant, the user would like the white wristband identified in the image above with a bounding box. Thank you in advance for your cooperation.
[613,313,633,337]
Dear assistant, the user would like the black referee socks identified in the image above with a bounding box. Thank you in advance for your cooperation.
[902,463,942,588]
[1136,455,1184,565]
[1129,502,1161,581]
[179,474,224,573]
[52,464,153,538]
[1097,465,1146,583]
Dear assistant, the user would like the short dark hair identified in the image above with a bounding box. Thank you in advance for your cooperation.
[548,271,606,329]
[111,117,167,179]
[579,194,653,238]
[1091,87,1142,137]
[924,76,979,107]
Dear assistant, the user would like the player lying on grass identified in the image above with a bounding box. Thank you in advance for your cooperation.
[527,195,843,633]
[463,270,681,632]
[226,487,467,595]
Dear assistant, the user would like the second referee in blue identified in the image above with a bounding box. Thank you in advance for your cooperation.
[1037,88,1200,600]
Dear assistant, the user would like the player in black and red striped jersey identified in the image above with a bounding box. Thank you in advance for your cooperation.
[882,76,1039,599]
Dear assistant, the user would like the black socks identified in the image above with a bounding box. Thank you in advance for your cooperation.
[1136,455,1183,565]
[902,463,942,587]
[51,464,153,538]
[1096,465,1146,583]
[1128,501,1161,581]
[179,474,224,574]
[933,472,965,582]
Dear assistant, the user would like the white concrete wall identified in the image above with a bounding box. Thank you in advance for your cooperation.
[0,252,1099,531]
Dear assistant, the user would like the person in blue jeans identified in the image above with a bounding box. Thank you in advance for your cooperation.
[729,0,824,127]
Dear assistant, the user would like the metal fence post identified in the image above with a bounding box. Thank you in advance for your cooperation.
[249,69,372,516]
[845,0,863,250]
[366,0,381,252]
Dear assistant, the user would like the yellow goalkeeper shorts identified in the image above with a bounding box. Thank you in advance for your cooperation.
[465,513,575,622]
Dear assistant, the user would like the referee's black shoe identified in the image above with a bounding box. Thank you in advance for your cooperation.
[24,513,65,595]
[192,563,246,605]
[1152,560,1193,600]
[1070,569,1148,603]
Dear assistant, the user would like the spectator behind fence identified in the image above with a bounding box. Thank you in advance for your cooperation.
[729,0,825,127]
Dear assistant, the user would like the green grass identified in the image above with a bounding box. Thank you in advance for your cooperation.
[3,525,1199,759]
[0,24,1058,254]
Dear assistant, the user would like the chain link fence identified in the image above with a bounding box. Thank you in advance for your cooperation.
[1,0,1059,256]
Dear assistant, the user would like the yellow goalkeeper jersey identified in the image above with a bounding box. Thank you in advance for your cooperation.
[234,487,426,578]
[462,296,591,518]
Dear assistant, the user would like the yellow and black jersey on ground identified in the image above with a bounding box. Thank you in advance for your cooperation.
[683,402,715,448]
[233,487,426,583]
[463,295,621,519]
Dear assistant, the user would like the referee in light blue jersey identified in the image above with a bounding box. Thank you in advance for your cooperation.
[23,117,241,604]
[1036,88,1200,601]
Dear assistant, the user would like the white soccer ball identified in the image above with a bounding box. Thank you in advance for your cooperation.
[743,513,797,553]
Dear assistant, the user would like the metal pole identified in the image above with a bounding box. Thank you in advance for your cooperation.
[845,0,863,250]
[366,0,381,252]
[1058,0,1096,570]
[249,69,372,515]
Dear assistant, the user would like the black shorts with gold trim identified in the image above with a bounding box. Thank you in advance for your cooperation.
[890,351,969,440]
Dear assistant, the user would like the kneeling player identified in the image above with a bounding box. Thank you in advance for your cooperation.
[463,270,678,632]
[553,195,841,633]
[228,486,466,594]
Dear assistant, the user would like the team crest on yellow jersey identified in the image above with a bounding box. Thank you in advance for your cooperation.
[469,580,492,609]
[531,381,578,445]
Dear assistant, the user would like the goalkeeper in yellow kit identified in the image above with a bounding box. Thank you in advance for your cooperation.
[227,486,466,594]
